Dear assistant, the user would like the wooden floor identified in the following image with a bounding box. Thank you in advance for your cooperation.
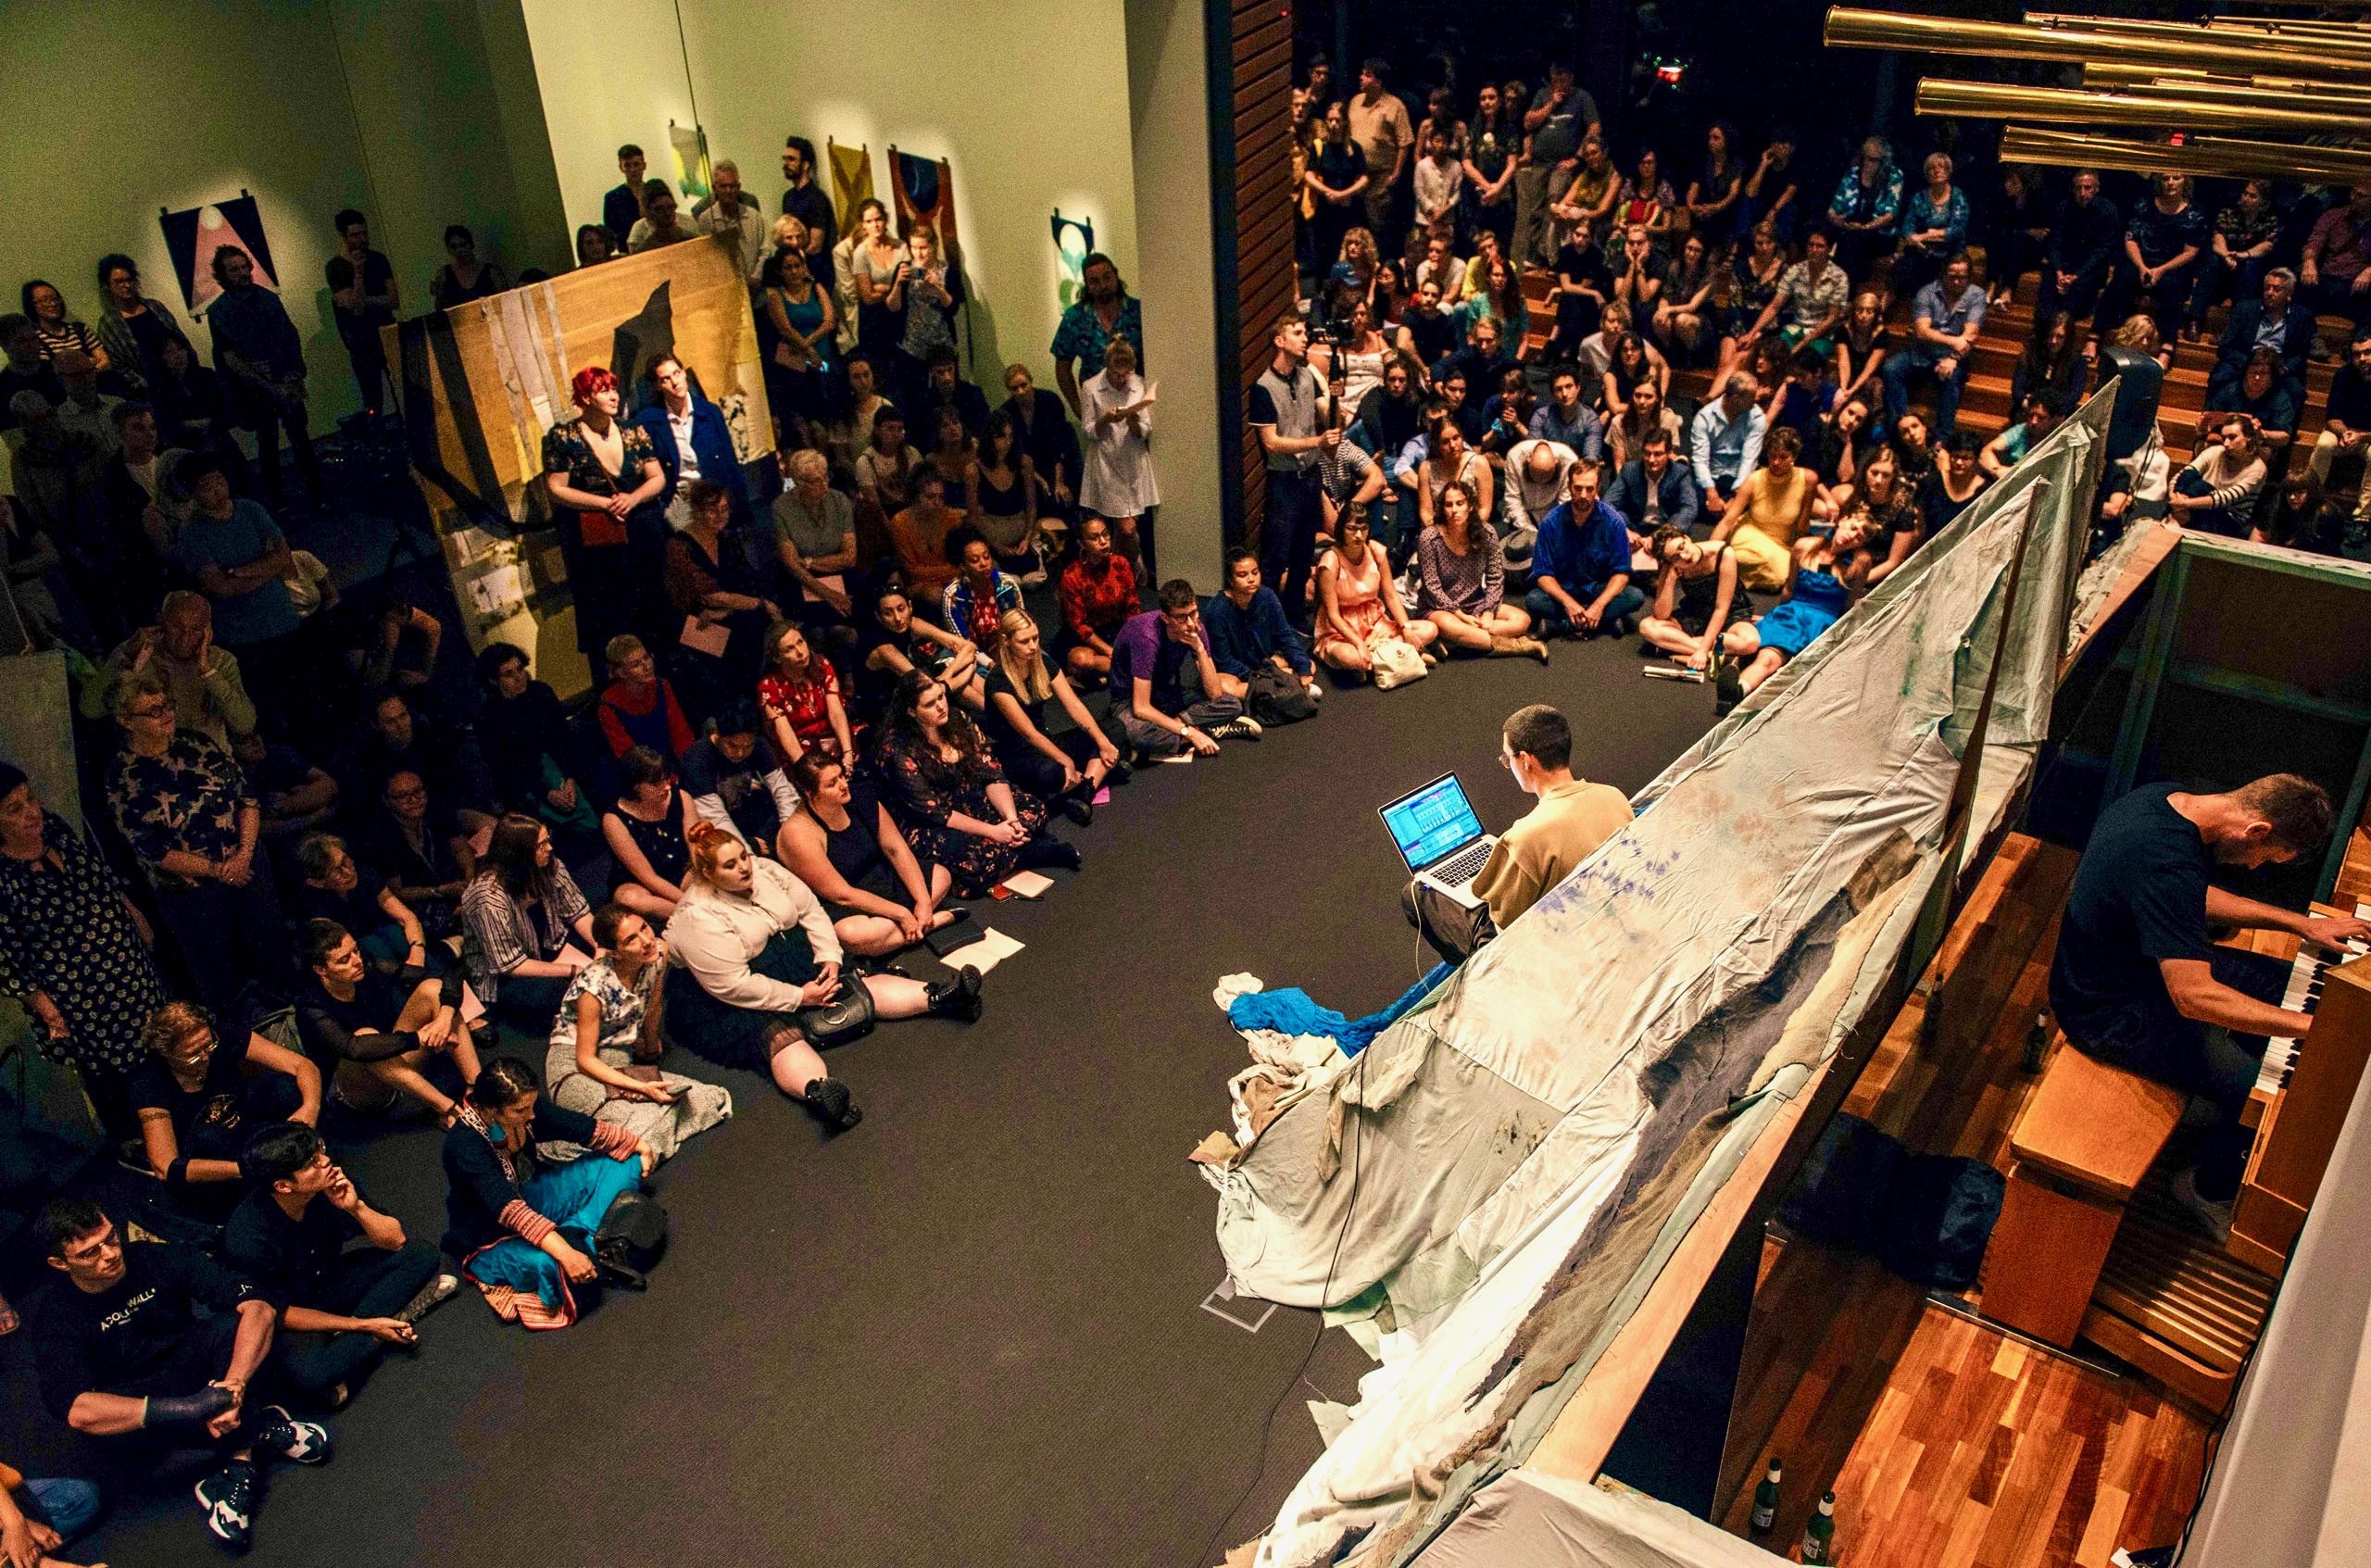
[1712,835,2218,1565]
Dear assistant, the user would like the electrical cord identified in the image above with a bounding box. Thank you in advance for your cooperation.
[1192,1034,1374,1568]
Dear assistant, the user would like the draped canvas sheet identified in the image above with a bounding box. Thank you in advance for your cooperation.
[1212,392,2113,1568]
[1411,1472,1788,1568]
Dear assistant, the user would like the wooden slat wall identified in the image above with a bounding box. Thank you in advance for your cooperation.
[1223,0,1298,547]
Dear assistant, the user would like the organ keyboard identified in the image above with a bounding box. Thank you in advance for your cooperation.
[2256,902,2371,1099]
[2230,897,2371,1277]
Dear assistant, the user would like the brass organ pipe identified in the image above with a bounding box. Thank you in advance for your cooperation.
[2076,67,2371,113]
[1823,7,2369,82]
[2023,10,2371,52]
[1915,77,2371,138]
[1998,126,2371,185]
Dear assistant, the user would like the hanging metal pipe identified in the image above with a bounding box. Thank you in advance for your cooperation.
[1999,125,2371,185]
[1824,6,2370,81]
[1915,77,2371,137]
[2024,10,2371,52]
[2078,65,2371,111]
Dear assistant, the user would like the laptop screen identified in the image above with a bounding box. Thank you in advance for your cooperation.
[1379,773,1487,873]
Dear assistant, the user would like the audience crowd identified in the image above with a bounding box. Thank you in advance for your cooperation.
[2,54,2368,1564]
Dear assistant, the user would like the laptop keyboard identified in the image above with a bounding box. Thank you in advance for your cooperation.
[1428,840,1493,886]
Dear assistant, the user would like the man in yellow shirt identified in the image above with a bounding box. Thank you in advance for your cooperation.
[1407,704,1634,960]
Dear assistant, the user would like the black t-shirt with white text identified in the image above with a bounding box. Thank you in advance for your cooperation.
[31,1240,260,1417]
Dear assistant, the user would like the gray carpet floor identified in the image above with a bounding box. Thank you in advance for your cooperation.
[2,630,1715,1568]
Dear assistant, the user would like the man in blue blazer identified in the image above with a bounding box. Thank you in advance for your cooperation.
[2211,268,2316,403]
[1604,428,1701,540]
[634,352,748,529]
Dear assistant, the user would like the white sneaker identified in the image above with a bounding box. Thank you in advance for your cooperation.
[1212,716,1263,742]
[2169,1166,2234,1245]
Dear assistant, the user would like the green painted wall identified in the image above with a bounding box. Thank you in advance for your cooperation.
[0,0,564,433]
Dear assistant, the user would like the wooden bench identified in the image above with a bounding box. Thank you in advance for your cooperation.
[1979,1035,2186,1348]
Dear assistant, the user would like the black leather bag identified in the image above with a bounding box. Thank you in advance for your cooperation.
[796,979,877,1047]
[593,1188,670,1289]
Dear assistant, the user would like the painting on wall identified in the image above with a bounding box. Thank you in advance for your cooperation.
[158,193,278,317]
[1051,212,1095,312]
[828,140,875,233]
[669,121,710,205]
[887,148,958,257]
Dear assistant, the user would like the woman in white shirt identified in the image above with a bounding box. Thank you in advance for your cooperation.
[1077,338,1159,582]
[661,823,982,1130]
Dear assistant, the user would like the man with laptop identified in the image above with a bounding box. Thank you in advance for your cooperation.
[1394,704,1633,961]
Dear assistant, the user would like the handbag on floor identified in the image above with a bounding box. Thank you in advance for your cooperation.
[592,1188,670,1289]
[1370,636,1428,690]
[796,979,878,1047]
[1247,663,1318,726]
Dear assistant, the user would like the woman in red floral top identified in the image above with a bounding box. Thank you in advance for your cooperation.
[1056,514,1140,680]
[757,621,854,765]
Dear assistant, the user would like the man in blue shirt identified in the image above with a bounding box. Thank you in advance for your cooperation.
[1689,372,1767,520]
[2210,268,2315,404]
[1524,460,1642,640]
[1527,364,1604,459]
[1605,428,1701,538]
[1203,550,1319,720]
[1880,252,1987,440]
[634,351,747,528]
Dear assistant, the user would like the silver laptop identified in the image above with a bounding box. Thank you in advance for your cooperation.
[1379,772,1499,909]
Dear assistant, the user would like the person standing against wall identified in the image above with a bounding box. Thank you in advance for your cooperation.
[324,209,397,419]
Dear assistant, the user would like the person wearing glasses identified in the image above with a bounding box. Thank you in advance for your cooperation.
[129,1000,318,1222]
[105,675,288,1016]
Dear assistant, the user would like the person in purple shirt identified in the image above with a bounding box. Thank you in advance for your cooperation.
[1524,460,1643,640]
[1107,579,1256,760]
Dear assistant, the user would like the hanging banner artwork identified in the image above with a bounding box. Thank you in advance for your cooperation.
[1051,211,1096,312]
[158,193,278,317]
[669,121,711,205]
[887,147,959,257]
[827,139,876,234]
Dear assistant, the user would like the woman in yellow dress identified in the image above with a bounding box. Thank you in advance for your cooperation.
[1714,424,1817,592]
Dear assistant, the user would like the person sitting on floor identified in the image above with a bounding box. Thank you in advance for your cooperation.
[132,1000,319,1221]
[680,699,799,855]
[1716,514,1870,705]
[353,767,472,945]
[982,608,1126,819]
[0,1457,101,1568]
[1108,579,1258,761]
[2049,776,2369,1241]
[1312,502,1436,682]
[1203,548,1322,718]
[295,919,480,1124]
[1637,525,1751,671]
[873,670,1080,894]
[601,746,697,922]
[1603,428,1700,543]
[1525,458,1644,642]
[31,1198,328,1553]
[293,830,432,975]
[226,1122,449,1408]
[473,641,598,851]
[2167,413,2268,539]
[1978,394,2062,480]
[777,753,968,958]
[758,619,857,767]
[1404,703,1634,962]
[595,633,696,762]
[859,576,985,717]
[886,469,966,604]
[1712,424,1816,594]
[664,823,982,1128]
[1057,514,1139,682]
[1415,479,1547,660]
[547,904,732,1164]
[942,527,1024,658]
[458,815,599,1029]
[439,1057,654,1332]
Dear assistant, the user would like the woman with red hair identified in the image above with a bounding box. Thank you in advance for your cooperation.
[660,822,984,1131]
[545,364,665,673]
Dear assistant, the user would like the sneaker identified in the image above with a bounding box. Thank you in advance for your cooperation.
[254,1404,333,1465]
[2168,1166,2235,1246]
[196,1461,257,1551]
[395,1272,461,1324]
[1211,716,1263,742]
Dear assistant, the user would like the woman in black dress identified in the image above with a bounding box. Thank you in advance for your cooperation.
[544,366,666,670]
[870,670,1075,897]
[0,761,169,1135]
[600,746,696,923]
[980,609,1124,820]
[775,753,965,958]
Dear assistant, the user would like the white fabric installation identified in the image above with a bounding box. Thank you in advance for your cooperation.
[1411,1473,1788,1568]
[1204,392,2114,1568]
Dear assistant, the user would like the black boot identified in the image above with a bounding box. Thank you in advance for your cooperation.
[1021,835,1082,872]
[1105,760,1133,786]
[1058,794,1094,827]
[801,1077,862,1132]
[927,965,985,1022]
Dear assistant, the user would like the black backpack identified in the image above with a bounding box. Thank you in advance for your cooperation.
[592,1188,670,1290]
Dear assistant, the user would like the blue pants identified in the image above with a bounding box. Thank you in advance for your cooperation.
[19,1477,103,1542]
[465,1153,642,1316]
[1524,583,1644,638]
[1881,348,1970,438]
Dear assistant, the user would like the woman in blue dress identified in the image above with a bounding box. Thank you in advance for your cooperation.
[1716,514,1871,702]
